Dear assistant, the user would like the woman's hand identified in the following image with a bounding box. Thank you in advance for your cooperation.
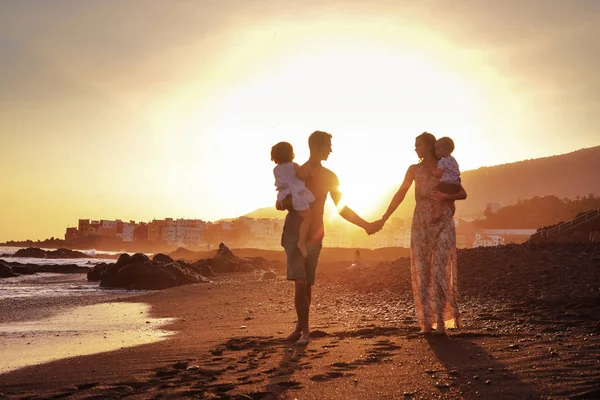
[430,190,450,203]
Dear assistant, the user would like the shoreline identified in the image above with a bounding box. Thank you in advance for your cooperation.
[0,302,175,375]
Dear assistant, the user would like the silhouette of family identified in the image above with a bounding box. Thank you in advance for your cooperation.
[273,131,467,345]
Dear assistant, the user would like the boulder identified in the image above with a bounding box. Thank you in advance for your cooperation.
[11,247,91,259]
[13,247,47,258]
[97,256,210,290]
[153,253,174,264]
[10,265,35,275]
[87,263,109,281]
[0,262,17,278]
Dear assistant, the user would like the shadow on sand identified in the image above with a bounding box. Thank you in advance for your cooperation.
[426,334,540,399]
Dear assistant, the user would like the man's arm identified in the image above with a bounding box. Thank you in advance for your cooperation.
[328,173,370,231]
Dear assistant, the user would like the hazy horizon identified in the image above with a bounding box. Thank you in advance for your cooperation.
[2,0,600,241]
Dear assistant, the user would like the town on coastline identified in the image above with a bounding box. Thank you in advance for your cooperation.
[5,195,599,254]
[59,207,534,253]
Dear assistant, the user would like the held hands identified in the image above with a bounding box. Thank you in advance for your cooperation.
[365,218,386,235]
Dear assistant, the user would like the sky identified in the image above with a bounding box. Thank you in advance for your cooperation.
[1,0,599,241]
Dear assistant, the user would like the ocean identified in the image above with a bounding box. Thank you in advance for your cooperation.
[0,246,175,373]
[0,246,129,300]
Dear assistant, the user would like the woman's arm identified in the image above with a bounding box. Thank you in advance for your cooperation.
[381,165,415,222]
[431,185,468,202]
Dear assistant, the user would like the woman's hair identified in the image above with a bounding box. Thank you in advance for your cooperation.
[416,131,438,162]
[271,141,294,164]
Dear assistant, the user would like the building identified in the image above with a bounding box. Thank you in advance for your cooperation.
[64,227,78,242]
[473,232,505,247]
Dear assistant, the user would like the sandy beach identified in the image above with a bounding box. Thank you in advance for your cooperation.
[1,243,599,399]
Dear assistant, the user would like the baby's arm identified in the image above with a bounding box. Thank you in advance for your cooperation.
[433,159,445,177]
[293,163,309,181]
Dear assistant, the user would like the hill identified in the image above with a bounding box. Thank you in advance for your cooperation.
[459,145,600,216]
[240,145,600,221]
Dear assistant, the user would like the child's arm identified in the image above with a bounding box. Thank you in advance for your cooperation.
[293,163,309,181]
[433,168,443,177]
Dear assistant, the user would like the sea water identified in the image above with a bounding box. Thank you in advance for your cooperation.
[0,247,175,373]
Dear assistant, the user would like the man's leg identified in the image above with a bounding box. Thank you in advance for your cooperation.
[284,280,312,342]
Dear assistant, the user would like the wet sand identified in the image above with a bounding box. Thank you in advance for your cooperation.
[1,243,599,399]
[0,302,174,375]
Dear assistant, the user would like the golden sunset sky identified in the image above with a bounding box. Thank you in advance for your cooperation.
[1,0,599,241]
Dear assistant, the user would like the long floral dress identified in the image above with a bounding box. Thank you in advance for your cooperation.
[410,163,461,331]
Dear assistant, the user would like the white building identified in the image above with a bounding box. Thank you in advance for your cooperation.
[473,232,505,247]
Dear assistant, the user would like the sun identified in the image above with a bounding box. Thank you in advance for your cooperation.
[152,34,487,220]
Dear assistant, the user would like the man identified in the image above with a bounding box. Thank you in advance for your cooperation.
[277,130,377,345]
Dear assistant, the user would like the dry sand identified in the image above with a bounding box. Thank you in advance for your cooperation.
[1,243,599,399]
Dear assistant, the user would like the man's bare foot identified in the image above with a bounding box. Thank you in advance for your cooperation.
[295,333,310,346]
[298,241,308,258]
[284,329,301,342]
[419,328,432,334]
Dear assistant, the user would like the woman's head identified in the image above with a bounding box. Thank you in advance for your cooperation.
[271,141,294,164]
[415,132,438,161]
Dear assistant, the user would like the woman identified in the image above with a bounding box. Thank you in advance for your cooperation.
[377,132,467,334]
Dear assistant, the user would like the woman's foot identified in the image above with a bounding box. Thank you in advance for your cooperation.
[419,328,432,335]
[298,241,308,258]
[434,321,446,335]
[295,333,310,346]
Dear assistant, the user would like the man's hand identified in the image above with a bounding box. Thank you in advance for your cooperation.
[276,194,293,211]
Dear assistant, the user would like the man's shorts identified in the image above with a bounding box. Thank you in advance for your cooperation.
[281,211,323,285]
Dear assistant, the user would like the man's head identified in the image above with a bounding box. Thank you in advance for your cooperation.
[308,130,332,161]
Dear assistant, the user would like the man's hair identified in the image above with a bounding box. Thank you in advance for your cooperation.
[270,141,294,164]
[437,137,455,153]
[308,130,332,152]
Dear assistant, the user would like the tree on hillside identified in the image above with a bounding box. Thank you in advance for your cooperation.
[476,195,600,229]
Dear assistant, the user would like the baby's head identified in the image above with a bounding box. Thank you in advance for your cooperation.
[435,137,455,159]
[271,141,294,164]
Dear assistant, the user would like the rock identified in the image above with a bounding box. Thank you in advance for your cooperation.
[13,247,47,258]
[10,264,35,275]
[87,263,109,281]
[98,257,210,290]
[0,262,17,278]
[11,247,91,259]
[152,253,174,264]
[262,270,277,280]
[129,253,150,265]
[116,253,132,267]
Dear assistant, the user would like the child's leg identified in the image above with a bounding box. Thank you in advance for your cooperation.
[297,208,313,258]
